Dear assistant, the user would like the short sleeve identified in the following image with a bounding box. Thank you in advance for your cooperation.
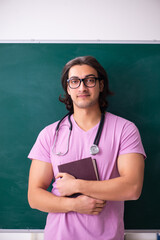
[28,128,51,163]
[119,122,146,158]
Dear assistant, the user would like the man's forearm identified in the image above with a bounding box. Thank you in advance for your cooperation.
[28,187,74,213]
[28,187,106,215]
[76,176,142,201]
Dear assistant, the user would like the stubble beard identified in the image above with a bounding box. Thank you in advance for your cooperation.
[73,97,99,110]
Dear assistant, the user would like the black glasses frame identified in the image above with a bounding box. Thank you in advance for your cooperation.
[67,76,101,89]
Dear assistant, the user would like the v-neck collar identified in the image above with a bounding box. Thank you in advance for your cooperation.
[70,113,106,134]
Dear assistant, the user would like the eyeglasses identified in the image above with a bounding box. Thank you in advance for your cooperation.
[67,76,101,89]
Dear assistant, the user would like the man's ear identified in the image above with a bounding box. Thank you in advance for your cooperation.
[99,80,104,92]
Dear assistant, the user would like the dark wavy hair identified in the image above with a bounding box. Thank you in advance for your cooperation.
[59,56,112,113]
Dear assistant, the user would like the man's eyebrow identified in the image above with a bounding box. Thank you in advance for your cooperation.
[85,74,96,77]
[69,74,96,79]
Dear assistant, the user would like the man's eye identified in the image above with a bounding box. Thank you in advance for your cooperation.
[86,77,95,83]
[71,79,79,84]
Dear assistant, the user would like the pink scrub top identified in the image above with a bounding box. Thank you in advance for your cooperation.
[28,112,146,240]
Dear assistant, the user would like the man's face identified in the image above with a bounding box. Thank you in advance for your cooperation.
[67,64,104,111]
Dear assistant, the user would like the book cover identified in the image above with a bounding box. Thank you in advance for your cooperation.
[58,157,99,197]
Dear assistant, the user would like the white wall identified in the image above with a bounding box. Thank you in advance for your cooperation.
[0,232,44,240]
[0,232,158,240]
[0,0,160,41]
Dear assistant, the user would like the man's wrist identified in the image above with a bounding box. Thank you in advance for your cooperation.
[61,196,76,213]
[75,179,82,194]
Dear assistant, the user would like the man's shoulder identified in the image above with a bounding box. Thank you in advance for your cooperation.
[106,112,135,128]
[44,120,59,131]
[106,112,132,122]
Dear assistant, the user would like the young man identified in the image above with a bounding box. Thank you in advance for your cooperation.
[28,56,146,240]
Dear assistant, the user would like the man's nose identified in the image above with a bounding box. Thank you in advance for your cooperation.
[79,80,88,90]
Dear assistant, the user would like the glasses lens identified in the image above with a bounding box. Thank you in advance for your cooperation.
[84,76,96,87]
[69,77,80,89]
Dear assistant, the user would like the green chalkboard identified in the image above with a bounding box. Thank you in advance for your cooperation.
[0,43,160,230]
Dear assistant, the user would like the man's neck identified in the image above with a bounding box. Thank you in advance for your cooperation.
[73,107,102,132]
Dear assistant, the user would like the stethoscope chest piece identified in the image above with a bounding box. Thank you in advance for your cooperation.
[90,144,99,155]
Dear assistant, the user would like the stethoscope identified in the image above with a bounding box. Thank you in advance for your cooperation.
[52,112,105,156]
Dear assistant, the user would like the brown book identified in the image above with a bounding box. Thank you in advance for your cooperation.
[58,157,99,197]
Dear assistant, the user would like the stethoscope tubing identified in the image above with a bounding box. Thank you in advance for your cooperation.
[93,113,105,146]
[52,113,72,156]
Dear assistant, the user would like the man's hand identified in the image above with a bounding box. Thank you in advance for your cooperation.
[56,172,77,196]
[73,195,106,215]
[55,172,106,215]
